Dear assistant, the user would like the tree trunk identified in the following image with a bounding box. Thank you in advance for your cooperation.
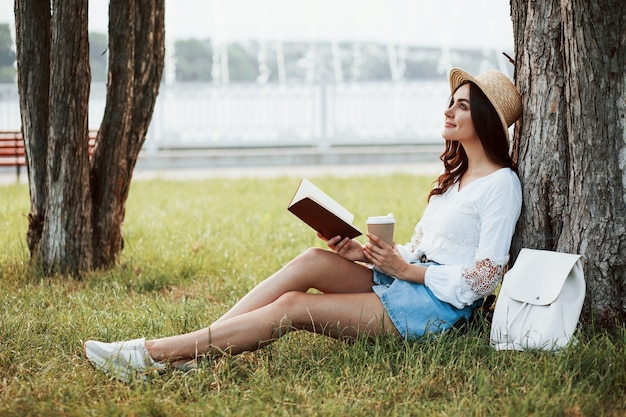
[14,1,165,276]
[16,0,93,275]
[511,0,626,329]
[42,0,93,274]
[89,0,136,267]
[90,0,165,268]
[14,0,50,255]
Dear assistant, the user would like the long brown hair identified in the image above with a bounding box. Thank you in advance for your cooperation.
[428,82,515,200]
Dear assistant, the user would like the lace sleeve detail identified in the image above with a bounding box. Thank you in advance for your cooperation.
[462,258,505,297]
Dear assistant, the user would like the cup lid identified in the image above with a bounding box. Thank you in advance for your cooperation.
[367,213,395,224]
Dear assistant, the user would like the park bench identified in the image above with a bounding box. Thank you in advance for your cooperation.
[0,130,97,181]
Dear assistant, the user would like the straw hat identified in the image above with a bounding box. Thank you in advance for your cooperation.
[449,68,522,141]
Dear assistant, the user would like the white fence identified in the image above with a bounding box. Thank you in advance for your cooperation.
[0,80,450,150]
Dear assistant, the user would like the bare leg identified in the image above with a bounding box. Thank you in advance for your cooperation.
[146,291,399,361]
[214,247,375,324]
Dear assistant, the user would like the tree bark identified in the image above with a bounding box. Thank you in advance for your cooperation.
[14,0,50,255]
[511,0,626,328]
[41,0,93,275]
[90,0,136,267]
[15,1,165,276]
[90,0,165,268]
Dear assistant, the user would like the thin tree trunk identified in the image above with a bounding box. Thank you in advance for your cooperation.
[39,0,93,275]
[90,0,165,268]
[14,0,50,254]
[90,0,136,267]
[511,0,626,328]
[129,0,165,159]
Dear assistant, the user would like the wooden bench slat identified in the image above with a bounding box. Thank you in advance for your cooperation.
[0,158,26,166]
[0,131,97,175]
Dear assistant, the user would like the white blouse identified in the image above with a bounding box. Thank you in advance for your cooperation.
[396,168,522,309]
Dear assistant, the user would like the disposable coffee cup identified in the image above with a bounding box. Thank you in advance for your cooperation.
[366,213,395,246]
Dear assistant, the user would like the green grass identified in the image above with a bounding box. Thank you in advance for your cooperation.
[0,174,624,416]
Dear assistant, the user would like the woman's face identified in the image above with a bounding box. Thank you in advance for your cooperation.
[442,83,479,143]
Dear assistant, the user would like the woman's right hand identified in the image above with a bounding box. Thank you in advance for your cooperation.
[319,233,367,262]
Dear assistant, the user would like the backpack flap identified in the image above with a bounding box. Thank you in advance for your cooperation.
[505,248,582,306]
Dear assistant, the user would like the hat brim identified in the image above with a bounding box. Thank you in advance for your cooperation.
[449,67,511,142]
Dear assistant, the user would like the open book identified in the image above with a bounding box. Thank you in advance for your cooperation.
[288,178,362,240]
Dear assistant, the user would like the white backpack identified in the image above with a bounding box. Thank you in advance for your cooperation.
[490,248,585,351]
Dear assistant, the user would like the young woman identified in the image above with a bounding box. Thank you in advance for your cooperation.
[84,67,523,382]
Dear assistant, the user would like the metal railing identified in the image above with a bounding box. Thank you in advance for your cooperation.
[0,80,450,151]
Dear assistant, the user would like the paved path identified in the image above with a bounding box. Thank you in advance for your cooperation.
[131,161,441,180]
[1,158,442,185]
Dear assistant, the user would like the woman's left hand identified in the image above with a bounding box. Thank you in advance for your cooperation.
[363,233,408,277]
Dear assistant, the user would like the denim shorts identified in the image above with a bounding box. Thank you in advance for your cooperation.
[372,262,475,339]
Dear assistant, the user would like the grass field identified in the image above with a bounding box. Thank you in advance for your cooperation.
[1,174,624,416]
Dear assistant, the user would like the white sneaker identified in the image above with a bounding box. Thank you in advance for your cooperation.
[83,337,166,382]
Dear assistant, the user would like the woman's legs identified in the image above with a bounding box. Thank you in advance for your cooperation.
[214,247,375,324]
[84,247,389,379]
[146,290,399,361]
